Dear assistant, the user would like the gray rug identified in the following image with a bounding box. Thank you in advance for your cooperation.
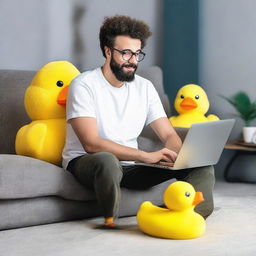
[0,181,256,256]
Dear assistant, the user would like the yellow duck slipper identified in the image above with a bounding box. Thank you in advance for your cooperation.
[169,84,220,128]
[137,181,206,239]
[15,61,80,165]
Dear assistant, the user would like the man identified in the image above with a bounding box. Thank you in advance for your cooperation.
[62,15,215,228]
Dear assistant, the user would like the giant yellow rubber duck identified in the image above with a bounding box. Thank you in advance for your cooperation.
[169,84,219,128]
[15,61,80,165]
[137,181,206,239]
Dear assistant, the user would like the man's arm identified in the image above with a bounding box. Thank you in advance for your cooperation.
[150,117,182,154]
[69,117,176,164]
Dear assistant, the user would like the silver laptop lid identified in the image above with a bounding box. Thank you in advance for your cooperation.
[173,119,235,170]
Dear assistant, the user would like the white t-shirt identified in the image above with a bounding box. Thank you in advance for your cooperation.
[62,67,167,169]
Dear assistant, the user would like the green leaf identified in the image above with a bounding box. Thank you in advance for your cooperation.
[219,92,256,125]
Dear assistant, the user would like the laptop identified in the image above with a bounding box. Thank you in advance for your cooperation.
[132,119,235,170]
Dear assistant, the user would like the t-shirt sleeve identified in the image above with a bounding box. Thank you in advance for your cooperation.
[66,78,96,121]
[145,82,167,126]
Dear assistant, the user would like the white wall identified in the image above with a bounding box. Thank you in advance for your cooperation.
[73,0,163,71]
[0,0,73,70]
[0,0,163,71]
[199,0,256,137]
[199,0,256,179]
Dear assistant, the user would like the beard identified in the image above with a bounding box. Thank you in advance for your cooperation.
[110,56,137,82]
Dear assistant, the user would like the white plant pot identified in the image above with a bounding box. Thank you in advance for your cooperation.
[242,127,256,143]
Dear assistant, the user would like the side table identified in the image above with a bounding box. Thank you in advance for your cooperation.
[224,140,256,182]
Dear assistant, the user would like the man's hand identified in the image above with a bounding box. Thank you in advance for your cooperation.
[141,148,178,167]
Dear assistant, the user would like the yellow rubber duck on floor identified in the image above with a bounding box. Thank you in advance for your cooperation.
[169,84,219,128]
[137,181,206,239]
[15,61,80,165]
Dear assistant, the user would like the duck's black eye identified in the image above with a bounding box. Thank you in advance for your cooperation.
[56,81,64,87]
[195,95,199,99]
[180,95,184,99]
[185,192,190,197]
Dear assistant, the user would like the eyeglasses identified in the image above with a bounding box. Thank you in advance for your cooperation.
[111,47,146,62]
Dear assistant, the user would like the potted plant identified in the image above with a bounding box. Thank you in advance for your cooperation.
[220,91,256,143]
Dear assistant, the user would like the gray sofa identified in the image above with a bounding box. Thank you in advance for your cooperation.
[0,66,187,230]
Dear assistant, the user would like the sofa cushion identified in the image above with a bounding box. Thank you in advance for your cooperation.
[137,66,171,117]
[0,154,95,201]
[0,70,35,154]
[0,178,173,230]
[0,67,170,156]
[0,197,102,230]
[0,154,177,204]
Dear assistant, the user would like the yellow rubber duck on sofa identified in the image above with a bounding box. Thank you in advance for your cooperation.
[15,61,80,165]
[169,84,219,128]
[137,181,206,239]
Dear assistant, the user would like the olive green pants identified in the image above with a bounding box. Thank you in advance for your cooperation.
[67,152,215,219]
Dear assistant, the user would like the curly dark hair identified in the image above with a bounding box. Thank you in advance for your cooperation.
[99,15,152,58]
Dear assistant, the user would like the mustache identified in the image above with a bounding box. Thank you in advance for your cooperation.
[122,64,137,69]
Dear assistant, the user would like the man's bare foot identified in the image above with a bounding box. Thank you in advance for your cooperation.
[104,217,115,227]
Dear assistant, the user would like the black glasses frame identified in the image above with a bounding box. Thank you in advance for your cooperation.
[111,47,146,62]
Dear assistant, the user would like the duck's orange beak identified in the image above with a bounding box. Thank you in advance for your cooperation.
[57,86,69,106]
[192,192,204,206]
[180,97,197,110]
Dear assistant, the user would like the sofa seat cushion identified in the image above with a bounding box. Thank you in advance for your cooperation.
[0,154,95,201]
[0,179,173,230]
